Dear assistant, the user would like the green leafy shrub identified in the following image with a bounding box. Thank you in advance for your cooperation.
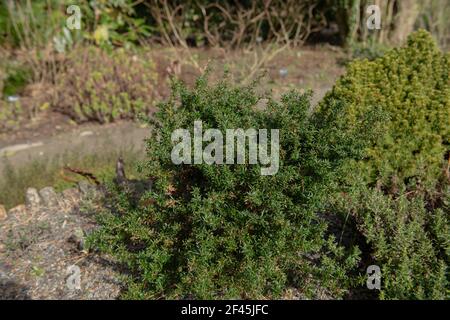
[319,30,450,300]
[0,50,29,98]
[80,0,151,47]
[2,63,31,97]
[89,73,384,299]
[319,30,450,192]
[331,184,449,299]
[52,47,159,123]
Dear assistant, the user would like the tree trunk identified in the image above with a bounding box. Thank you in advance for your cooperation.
[390,0,420,45]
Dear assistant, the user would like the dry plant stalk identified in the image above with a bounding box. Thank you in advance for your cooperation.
[63,166,100,186]
[144,0,321,76]
[5,0,61,84]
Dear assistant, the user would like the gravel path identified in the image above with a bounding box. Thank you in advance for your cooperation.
[0,121,149,173]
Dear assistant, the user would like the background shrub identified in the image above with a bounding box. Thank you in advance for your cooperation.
[89,74,383,299]
[319,30,450,193]
[52,47,159,123]
[320,30,450,300]
[1,58,32,98]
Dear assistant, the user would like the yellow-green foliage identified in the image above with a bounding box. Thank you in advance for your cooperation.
[53,47,158,123]
[320,30,450,190]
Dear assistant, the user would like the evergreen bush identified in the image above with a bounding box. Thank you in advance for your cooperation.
[319,30,450,192]
[89,73,382,299]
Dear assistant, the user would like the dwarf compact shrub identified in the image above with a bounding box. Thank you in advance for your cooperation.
[89,73,384,299]
[53,47,159,123]
[319,30,450,192]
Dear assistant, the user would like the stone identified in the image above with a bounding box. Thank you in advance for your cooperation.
[279,68,288,77]
[62,188,81,204]
[25,188,41,209]
[8,204,28,221]
[78,181,97,197]
[39,187,60,207]
[7,205,26,220]
[79,131,94,137]
[0,205,7,221]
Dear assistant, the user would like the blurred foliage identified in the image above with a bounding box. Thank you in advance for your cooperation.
[52,46,159,123]
[1,0,449,50]
[0,0,149,49]
[0,0,76,48]
[80,0,152,48]
[349,41,390,61]
[2,62,31,96]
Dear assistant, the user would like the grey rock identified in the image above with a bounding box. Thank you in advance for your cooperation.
[39,187,60,207]
[255,98,268,111]
[26,188,41,209]
[115,157,127,186]
[279,68,288,77]
[62,188,81,204]
[78,181,97,197]
[6,205,26,221]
